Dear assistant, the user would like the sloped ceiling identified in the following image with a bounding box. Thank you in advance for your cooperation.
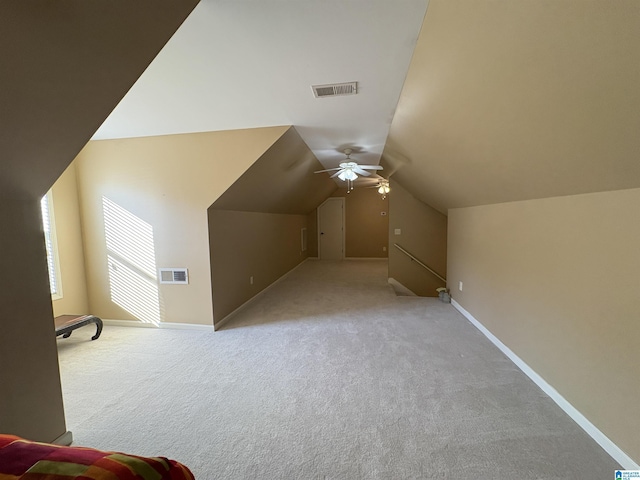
[91,0,429,172]
[210,126,337,214]
[385,0,640,214]
[0,1,199,197]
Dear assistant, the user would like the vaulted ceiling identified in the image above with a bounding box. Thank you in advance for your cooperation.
[385,0,640,213]
[0,1,199,198]
[93,0,428,171]
[93,0,640,214]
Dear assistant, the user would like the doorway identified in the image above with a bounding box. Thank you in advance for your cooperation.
[317,197,344,260]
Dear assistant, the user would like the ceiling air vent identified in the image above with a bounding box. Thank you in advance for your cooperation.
[159,268,189,285]
[312,82,357,98]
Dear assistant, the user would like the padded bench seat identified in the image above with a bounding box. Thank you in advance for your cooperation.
[54,314,103,341]
[0,434,195,479]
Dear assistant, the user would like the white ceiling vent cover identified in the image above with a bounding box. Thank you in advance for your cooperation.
[312,82,357,98]
[159,268,189,285]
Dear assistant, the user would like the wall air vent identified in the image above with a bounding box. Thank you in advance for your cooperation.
[312,82,357,98]
[159,268,189,285]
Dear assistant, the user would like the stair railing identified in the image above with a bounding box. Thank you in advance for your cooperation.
[393,243,446,284]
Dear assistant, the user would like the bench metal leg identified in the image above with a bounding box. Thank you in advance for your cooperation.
[91,318,103,341]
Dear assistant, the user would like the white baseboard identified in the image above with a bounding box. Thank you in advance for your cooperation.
[52,430,73,446]
[102,319,214,332]
[451,299,639,470]
[215,257,311,330]
[388,277,416,296]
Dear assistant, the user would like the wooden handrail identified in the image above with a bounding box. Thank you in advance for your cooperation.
[393,243,446,283]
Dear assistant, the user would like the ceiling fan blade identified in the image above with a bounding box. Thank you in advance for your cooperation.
[358,165,384,170]
[330,170,343,178]
[314,168,341,173]
[353,167,372,176]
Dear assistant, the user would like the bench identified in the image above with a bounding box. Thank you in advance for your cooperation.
[54,314,103,341]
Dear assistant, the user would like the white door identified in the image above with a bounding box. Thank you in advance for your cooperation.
[318,198,344,260]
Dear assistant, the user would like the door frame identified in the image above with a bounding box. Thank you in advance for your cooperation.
[317,197,345,260]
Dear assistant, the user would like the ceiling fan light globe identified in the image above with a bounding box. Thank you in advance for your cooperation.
[344,170,358,181]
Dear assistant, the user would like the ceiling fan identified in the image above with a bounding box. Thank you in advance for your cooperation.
[314,148,383,191]
[370,178,391,199]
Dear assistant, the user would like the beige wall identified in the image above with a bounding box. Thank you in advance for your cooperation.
[447,188,640,462]
[0,195,67,442]
[331,187,389,258]
[208,210,309,326]
[50,163,89,317]
[388,179,447,296]
[211,127,335,215]
[306,209,318,257]
[0,1,197,443]
[74,127,288,326]
[205,127,334,325]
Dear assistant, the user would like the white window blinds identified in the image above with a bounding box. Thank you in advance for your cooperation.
[40,192,59,296]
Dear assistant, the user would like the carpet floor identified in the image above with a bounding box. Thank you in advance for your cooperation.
[57,259,619,479]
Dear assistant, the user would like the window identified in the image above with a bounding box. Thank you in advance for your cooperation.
[41,191,62,298]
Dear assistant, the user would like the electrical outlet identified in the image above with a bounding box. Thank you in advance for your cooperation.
[458,281,463,291]
[394,228,401,235]
[250,276,254,285]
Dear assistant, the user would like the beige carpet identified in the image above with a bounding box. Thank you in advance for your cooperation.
[57,259,619,479]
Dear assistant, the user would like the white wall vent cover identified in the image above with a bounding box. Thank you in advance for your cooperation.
[311,82,357,98]
[159,268,189,284]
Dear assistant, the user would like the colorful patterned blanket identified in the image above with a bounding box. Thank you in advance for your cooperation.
[0,435,194,480]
